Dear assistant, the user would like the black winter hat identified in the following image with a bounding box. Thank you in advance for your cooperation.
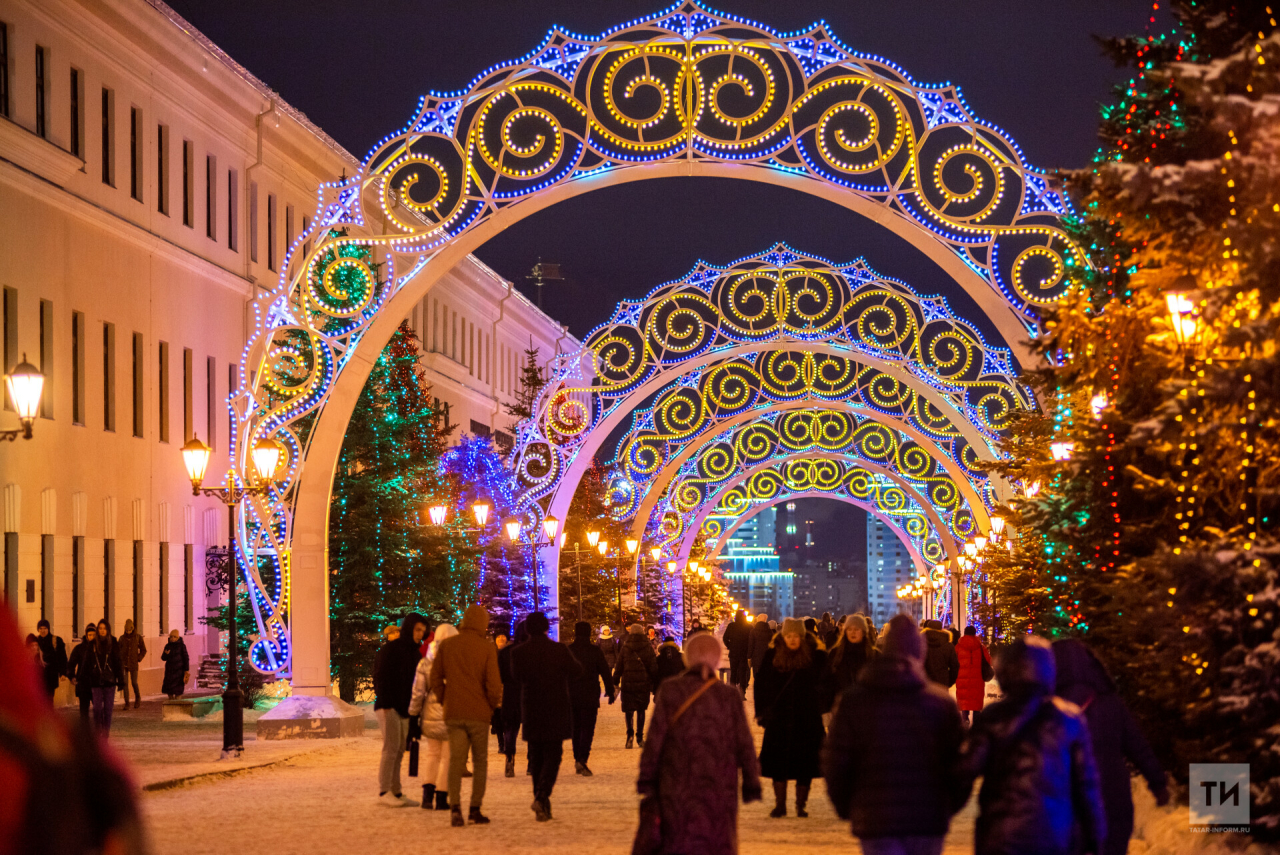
[996,635,1056,694]
[574,621,592,641]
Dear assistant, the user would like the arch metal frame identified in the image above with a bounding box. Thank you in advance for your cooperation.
[227,2,1081,683]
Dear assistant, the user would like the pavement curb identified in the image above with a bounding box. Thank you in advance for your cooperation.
[141,741,355,792]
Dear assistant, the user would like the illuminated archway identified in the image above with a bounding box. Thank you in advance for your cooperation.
[231,4,1081,688]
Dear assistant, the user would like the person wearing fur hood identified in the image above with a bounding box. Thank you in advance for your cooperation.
[410,622,458,811]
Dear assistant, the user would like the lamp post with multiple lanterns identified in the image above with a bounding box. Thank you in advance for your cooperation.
[180,434,285,759]
[503,514,559,612]
[2,356,44,442]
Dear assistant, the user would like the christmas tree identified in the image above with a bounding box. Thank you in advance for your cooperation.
[504,342,547,428]
[984,2,1279,835]
[328,321,454,700]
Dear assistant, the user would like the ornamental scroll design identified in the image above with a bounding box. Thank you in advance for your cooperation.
[686,458,945,566]
[650,408,979,543]
[235,3,1077,673]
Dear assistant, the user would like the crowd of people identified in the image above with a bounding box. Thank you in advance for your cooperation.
[369,605,1169,855]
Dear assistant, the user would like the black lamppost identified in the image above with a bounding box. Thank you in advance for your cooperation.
[182,434,284,759]
[504,515,560,612]
[1,356,44,441]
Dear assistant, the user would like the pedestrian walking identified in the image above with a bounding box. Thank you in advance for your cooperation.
[160,630,190,699]
[117,619,146,709]
[823,614,964,855]
[722,610,751,695]
[409,622,458,810]
[954,626,993,725]
[957,635,1106,855]
[815,612,838,649]
[431,604,502,827]
[372,611,428,807]
[510,611,583,821]
[498,620,528,778]
[920,619,958,689]
[567,620,616,777]
[615,622,658,748]
[34,619,68,700]
[1054,638,1169,855]
[84,620,124,736]
[596,624,620,671]
[634,633,762,855]
[653,636,684,691]
[747,614,772,686]
[689,618,705,635]
[67,625,98,723]
[753,617,826,818]
[819,613,876,718]
[647,626,661,652]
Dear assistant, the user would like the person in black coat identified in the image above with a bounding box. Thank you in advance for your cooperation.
[566,620,616,776]
[921,620,959,688]
[83,620,124,736]
[754,617,827,818]
[66,624,98,723]
[819,614,877,715]
[957,636,1107,855]
[498,620,529,777]
[652,636,684,691]
[614,623,658,748]
[371,612,428,804]
[160,630,190,699]
[35,619,68,699]
[747,614,773,684]
[511,611,583,821]
[1054,639,1169,855]
[823,614,964,853]
[596,625,620,671]
[722,610,751,695]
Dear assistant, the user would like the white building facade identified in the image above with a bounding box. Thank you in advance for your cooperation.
[0,0,569,698]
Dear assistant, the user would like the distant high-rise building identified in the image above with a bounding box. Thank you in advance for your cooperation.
[789,559,868,619]
[720,506,794,619]
[866,517,915,626]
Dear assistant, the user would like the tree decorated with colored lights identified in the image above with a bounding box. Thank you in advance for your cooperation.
[985,3,1280,833]
[560,459,636,632]
[328,321,456,700]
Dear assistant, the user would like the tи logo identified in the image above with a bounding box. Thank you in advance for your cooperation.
[1189,764,1250,831]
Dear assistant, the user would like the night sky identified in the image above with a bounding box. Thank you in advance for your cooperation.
[167,0,1160,562]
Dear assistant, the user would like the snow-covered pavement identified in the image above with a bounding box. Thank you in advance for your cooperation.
[136,698,978,855]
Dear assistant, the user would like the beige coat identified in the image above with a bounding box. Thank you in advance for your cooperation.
[429,605,502,723]
[409,623,457,740]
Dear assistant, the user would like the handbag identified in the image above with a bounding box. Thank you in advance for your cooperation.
[631,677,718,855]
[980,646,994,683]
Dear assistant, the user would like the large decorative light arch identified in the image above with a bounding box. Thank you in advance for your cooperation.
[231,3,1081,684]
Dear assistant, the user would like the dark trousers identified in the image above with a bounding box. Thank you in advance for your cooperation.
[527,739,563,801]
[625,708,646,738]
[78,692,91,722]
[570,704,599,763]
[729,657,750,691]
[502,724,520,758]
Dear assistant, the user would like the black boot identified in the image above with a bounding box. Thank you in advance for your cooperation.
[505,756,515,778]
[434,790,449,810]
[769,780,787,818]
[795,783,810,818]
[626,734,634,749]
[421,783,435,810]
[468,806,490,825]
[450,806,464,827]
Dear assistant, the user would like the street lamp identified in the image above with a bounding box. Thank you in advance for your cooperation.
[181,433,284,759]
[1166,292,1201,348]
[1050,441,1075,461]
[586,529,600,547]
[2,356,44,441]
[428,504,448,526]
[472,502,491,527]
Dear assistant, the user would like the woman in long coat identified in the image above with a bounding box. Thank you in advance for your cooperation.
[614,623,657,748]
[819,614,876,716]
[409,623,458,809]
[637,633,761,855]
[753,617,826,818]
[160,630,189,699]
[497,620,528,778]
[954,625,992,723]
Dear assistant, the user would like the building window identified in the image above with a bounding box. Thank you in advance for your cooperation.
[285,204,294,252]
[159,541,169,634]
[266,194,277,271]
[101,88,114,186]
[0,22,8,118]
[4,286,15,413]
[227,169,238,252]
[182,347,192,440]
[181,140,193,227]
[40,535,52,620]
[158,341,169,442]
[3,533,16,606]
[70,69,83,159]
[38,299,51,419]
[72,311,84,425]
[226,363,237,449]
[35,46,46,138]
[131,332,143,438]
[205,155,216,240]
[129,107,141,201]
[72,536,83,633]
[156,124,168,215]
[248,181,258,262]
[206,356,216,451]
[103,540,114,625]
[102,322,115,431]
[132,541,142,633]
[183,543,193,632]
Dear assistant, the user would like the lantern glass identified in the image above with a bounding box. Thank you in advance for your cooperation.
[505,519,521,542]
[989,516,1005,535]
[428,505,448,526]
[586,530,600,547]
[625,538,638,555]
[542,515,559,541]
[251,437,284,483]
[181,436,212,489]
[649,546,661,561]
[472,502,490,527]
[597,541,608,556]
[667,561,677,573]
[974,536,987,550]
[6,358,43,423]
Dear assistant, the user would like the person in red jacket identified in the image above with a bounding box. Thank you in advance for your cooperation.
[954,625,992,725]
